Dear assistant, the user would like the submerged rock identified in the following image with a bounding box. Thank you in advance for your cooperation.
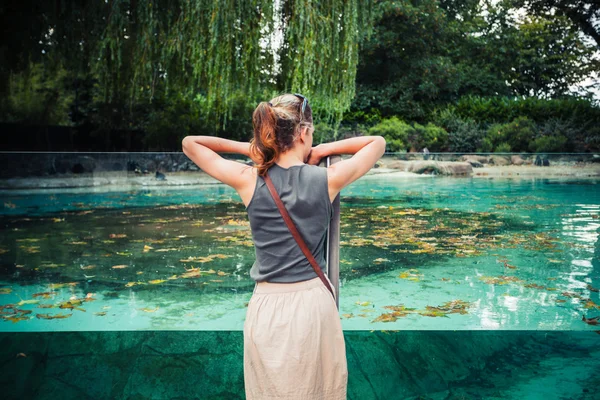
[384,160,472,175]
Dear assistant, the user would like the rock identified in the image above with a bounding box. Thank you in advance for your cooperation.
[465,159,483,168]
[407,161,472,176]
[385,161,410,171]
[542,158,550,166]
[488,155,510,166]
[535,155,542,166]
[511,155,525,166]
[460,155,488,164]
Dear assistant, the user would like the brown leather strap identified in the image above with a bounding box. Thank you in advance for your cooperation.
[263,172,336,300]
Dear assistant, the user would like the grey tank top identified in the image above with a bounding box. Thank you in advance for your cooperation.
[246,163,333,283]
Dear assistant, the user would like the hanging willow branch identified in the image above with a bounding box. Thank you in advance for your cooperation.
[51,0,375,131]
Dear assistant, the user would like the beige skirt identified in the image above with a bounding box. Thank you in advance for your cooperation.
[243,275,348,400]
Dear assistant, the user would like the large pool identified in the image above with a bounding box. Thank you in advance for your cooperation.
[1,155,599,399]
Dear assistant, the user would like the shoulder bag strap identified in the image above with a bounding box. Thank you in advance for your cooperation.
[263,171,336,300]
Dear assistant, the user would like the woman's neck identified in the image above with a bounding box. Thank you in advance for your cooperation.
[275,148,305,168]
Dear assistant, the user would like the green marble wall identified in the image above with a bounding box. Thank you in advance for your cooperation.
[1,331,599,399]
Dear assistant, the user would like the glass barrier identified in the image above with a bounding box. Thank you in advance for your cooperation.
[1,152,599,398]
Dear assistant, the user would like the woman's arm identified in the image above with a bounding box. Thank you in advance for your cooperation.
[181,135,256,190]
[308,135,386,200]
[311,136,386,159]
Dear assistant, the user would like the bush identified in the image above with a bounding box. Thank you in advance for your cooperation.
[367,116,411,152]
[528,135,568,153]
[504,117,537,152]
[431,107,484,152]
[313,122,336,144]
[479,137,494,153]
[535,118,581,152]
[446,119,484,153]
[410,122,448,152]
[495,142,511,153]
[482,117,536,153]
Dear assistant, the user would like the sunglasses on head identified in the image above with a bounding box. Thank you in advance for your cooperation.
[293,93,308,122]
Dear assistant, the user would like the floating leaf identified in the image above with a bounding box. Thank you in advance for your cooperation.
[373,258,389,263]
[58,301,86,312]
[17,299,39,306]
[0,288,12,294]
[125,281,146,287]
[36,313,72,319]
[112,265,129,269]
[139,307,159,313]
[148,279,166,285]
[32,292,54,299]
[2,315,29,323]
[109,233,127,239]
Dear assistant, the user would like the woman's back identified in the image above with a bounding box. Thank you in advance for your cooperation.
[247,163,333,283]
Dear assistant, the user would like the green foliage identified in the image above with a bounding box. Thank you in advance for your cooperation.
[341,108,382,126]
[410,122,448,152]
[495,142,511,153]
[313,122,336,145]
[0,0,375,132]
[503,117,536,152]
[479,137,494,153]
[450,95,600,126]
[430,107,483,152]
[447,119,484,153]
[367,117,411,152]
[3,62,73,125]
[528,135,568,153]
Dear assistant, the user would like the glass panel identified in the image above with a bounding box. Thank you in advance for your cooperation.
[0,331,598,399]
[1,152,599,398]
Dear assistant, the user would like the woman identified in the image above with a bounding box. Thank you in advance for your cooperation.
[182,93,385,399]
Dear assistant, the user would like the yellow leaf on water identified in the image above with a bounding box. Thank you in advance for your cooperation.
[125,281,146,287]
[48,282,78,289]
[0,288,12,294]
[112,265,128,269]
[148,279,166,285]
[139,307,159,313]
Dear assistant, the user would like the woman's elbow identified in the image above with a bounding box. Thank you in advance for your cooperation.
[375,136,386,155]
[181,136,193,153]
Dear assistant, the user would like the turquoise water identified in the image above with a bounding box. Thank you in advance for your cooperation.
[2,170,600,398]
[1,175,599,332]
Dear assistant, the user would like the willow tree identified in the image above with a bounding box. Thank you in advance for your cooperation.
[81,0,374,132]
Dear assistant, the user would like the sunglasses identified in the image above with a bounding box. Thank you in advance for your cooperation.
[293,93,308,122]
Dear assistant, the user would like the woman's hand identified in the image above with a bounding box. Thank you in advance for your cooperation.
[306,144,325,165]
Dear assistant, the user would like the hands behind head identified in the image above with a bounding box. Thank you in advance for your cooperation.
[306,144,324,165]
